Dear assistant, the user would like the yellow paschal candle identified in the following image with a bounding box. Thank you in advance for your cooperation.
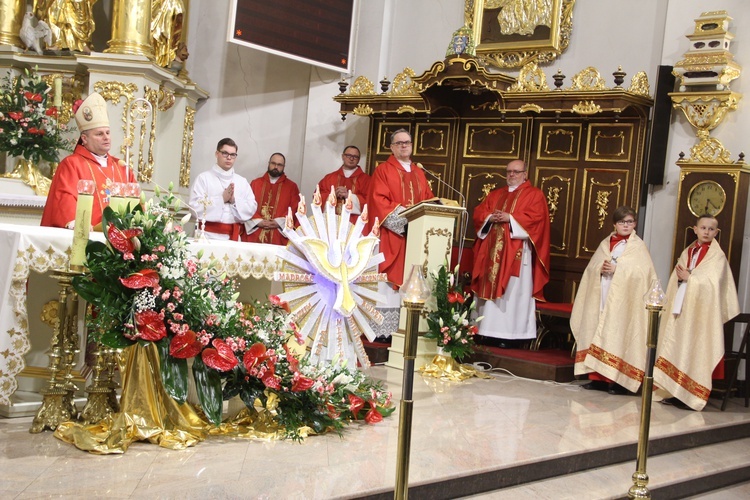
[70,180,96,270]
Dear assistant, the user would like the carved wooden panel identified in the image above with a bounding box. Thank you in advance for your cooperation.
[585,123,634,163]
[536,123,582,161]
[461,163,506,242]
[463,122,524,158]
[419,162,449,199]
[415,123,450,157]
[535,166,577,257]
[577,168,631,257]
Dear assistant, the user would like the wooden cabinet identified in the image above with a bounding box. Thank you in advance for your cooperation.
[337,58,653,301]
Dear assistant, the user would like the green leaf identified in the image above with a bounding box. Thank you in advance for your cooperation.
[192,356,223,426]
[99,328,135,349]
[157,339,188,404]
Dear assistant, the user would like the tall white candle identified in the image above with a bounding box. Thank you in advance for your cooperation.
[70,180,96,270]
[53,77,62,109]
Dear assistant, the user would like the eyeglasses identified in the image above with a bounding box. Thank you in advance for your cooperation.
[616,219,636,226]
[506,169,526,175]
[343,153,360,160]
[391,141,412,147]
[218,151,238,159]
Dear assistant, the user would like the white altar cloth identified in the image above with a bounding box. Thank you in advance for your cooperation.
[0,222,283,405]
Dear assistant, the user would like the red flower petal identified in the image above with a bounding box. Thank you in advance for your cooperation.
[283,344,299,373]
[201,338,238,371]
[107,224,135,254]
[292,375,315,392]
[169,330,202,358]
[242,342,267,371]
[365,406,383,424]
[135,310,167,341]
[120,268,160,289]
[447,291,465,304]
[348,394,365,419]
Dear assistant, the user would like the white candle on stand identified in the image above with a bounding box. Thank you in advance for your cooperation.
[53,77,62,109]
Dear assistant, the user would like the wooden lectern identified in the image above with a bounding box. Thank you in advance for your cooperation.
[386,202,466,369]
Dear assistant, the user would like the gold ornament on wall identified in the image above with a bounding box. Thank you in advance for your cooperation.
[348,76,376,96]
[508,62,550,92]
[386,68,419,96]
[180,106,195,187]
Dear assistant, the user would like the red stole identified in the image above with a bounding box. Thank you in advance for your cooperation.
[245,173,300,245]
[318,166,372,225]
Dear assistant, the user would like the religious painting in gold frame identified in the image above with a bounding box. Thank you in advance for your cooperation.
[466,0,576,69]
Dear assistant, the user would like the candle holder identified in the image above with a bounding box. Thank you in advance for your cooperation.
[395,264,430,500]
[628,279,666,499]
[80,341,119,424]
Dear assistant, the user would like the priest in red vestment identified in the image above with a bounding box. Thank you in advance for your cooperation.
[367,129,434,288]
[244,152,301,245]
[471,159,550,345]
[41,92,135,228]
[317,145,371,226]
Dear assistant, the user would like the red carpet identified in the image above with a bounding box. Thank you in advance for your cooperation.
[475,346,574,366]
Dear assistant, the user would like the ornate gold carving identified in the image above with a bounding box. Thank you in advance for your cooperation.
[353,104,374,116]
[570,67,608,91]
[156,86,176,111]
[572,100,602,115]
[593,131,625,157]
[348,76,376,96]
[508,62,550,92]
[469,0,576,69]
[468,127,517,156]
[41,73,85,125]
[688,131,732,163]
[1,159,51,196]
[396,105,418,114]
[139,86,159,182]
[424,228,453,267]
[628,71,651,97]
[480,182,496,202]
[518,103,543,114]
[179,106,196,187]
[670,92,740,132]
[94,80,138,159]
[471,101,502,111]
[418,128,446,153]
[546,186,562,223]
[595,190,611,229]
[387,68,419,96]
[544,128,574,156]
[41,300,60,329]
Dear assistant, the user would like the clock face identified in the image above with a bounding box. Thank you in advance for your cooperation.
[687,180,726,217]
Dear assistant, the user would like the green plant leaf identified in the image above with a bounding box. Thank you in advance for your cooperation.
[157,339,188,404]
[192,356,222,426]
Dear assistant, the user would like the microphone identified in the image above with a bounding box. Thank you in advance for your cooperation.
[418,164,469,274]
[419,163,466,208]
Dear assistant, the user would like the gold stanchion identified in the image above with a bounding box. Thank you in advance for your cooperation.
[628,280,665,499]
[80,342,119,424]
[394,265,429,500]
[30,270,81,433]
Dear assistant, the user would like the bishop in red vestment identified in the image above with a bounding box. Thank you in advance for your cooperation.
[41,92,135,228]
[318,145,371,226]
[244,153,301,245]
[367,130,434,287]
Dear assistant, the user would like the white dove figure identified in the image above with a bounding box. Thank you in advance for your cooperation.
[19,11,52,56]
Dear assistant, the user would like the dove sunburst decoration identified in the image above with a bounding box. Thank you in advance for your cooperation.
[275,186,387,368]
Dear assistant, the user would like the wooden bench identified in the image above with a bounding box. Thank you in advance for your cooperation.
[532,302,574,352]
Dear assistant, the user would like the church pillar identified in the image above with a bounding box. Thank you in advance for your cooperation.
[105,0,154,59]
[0,0,25,48]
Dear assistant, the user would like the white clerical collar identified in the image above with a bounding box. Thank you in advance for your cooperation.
[508,184,519,192]
[397,159,411,172]
[342,166,357,178]
[91,151,108,168]
[269,175,280,184]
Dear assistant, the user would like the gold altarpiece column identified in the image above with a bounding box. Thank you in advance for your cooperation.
[105,0,154,59]
[0,0,24,47]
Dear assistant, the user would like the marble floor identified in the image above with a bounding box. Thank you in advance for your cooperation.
[1,363,750,499]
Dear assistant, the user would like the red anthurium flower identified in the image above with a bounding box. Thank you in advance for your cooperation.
[269,294,291,313]
[27,127,45,135]
[242,342,268,371]
[201,338,238,371]
[447,291,465,304]
[348,394,365,419]
[8,111,23,120]
[45,107,58,117]
[326,402,341,419]
[120,268,160,289]
[365,405,383,424]
[468,325,478,335]
[23,91,42,102]
[170,330,203,359]
[135,310,167,341]
[261,364,281,389]
[107,224,143,254]
[291,373,315,392]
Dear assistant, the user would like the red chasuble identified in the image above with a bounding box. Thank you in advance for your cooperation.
[41,144,135,228]
[317,166,372,225]
[470,180,551,301]
[366,155,434,287]
[245,173,301,245]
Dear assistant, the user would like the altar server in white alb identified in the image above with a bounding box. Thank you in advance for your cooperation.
[570,206,657,395]
[189,138,257,241]
[654,214,740,411]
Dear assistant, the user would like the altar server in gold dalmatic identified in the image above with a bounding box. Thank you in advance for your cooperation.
[654,214,740,411]
[570,206,657,394]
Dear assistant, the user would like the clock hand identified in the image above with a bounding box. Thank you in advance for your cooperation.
[706,198,719,210]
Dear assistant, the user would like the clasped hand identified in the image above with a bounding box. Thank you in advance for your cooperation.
[223,183,235,204]
[490,210,510,224]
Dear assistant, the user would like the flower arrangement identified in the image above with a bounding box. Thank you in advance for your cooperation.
[0,67,73,164]
[424,264,481,360]
[73,186,393,440]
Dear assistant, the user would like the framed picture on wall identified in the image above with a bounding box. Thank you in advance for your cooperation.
[466,0,576,69]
